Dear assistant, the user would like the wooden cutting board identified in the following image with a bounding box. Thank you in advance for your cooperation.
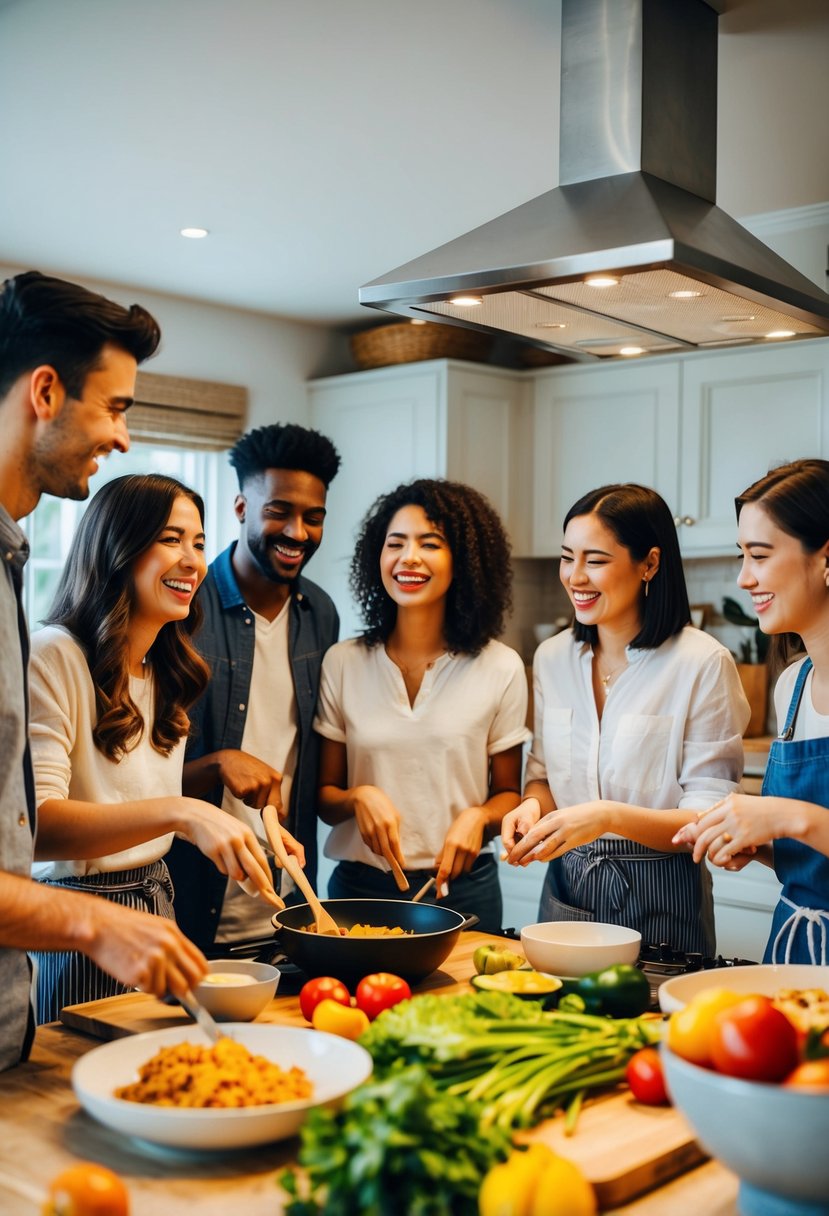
[60,987,703,1208]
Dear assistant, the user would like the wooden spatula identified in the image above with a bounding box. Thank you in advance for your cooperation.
[261,805,341,936]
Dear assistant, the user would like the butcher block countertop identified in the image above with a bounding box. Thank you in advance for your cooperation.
[0,931,740,1215]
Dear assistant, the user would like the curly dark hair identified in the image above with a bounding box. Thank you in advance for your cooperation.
[229,423,341,490]
[0,270,160,401]
[350,479,513,655]
[44,474,210,760]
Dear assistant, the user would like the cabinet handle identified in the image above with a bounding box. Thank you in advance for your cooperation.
[681,516,696,526]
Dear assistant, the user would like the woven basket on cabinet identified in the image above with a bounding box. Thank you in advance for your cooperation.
[350,321,493,370]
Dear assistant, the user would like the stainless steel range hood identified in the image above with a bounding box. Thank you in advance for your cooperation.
[359,0,829,361]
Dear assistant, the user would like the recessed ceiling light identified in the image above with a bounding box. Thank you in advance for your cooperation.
[669,289,701,299]
[619,346,644,356]
[765,329,796,339]
[180,227,209,239]
[449,295,483,307]
[585,275,619,288]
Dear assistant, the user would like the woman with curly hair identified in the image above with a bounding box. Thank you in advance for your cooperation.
[29,474,296,1021]
[314,479,529,931]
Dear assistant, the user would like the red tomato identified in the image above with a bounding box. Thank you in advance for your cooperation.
[354,972,412,1021]
[299,976,351,1023]
[710,995,799,1082]
[625,1047,670,1106]
[784,1060,829,1090]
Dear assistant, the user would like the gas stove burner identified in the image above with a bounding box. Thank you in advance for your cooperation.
[638,942,758,1008]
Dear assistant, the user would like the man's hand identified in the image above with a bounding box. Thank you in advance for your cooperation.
[217,750,284,817]
[85,899,207,1001]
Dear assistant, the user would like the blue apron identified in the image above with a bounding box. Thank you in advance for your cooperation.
[762,658,829,965]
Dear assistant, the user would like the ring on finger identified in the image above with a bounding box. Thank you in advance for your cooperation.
[722,832,733,844]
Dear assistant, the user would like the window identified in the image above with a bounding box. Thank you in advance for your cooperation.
[20,443,234,630]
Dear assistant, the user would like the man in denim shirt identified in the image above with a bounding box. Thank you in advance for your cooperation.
[169,423,341,951]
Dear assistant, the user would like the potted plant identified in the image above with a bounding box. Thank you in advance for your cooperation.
[722,596,770,737]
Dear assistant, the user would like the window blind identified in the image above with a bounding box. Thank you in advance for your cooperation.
[130,371,248,451]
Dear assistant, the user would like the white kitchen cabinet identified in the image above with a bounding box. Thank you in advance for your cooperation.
[308,359,530,639]
[678,339,829,553]
[530,360,682,556]
[529,336,829,558]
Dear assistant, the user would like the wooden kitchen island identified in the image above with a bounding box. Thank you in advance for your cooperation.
[0,932,741,1215]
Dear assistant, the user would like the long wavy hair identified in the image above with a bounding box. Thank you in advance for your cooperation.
[736,458,829,666]
[44,474,210,760]
[564,483,691,650]
[350,479,513,655]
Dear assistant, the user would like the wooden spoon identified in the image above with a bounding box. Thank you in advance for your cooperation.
[261,805,341,936]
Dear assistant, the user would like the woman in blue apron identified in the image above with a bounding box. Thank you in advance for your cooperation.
[675,459,829,965]
[501,484,750,955]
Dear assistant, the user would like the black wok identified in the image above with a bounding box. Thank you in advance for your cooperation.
[271,898,478,986]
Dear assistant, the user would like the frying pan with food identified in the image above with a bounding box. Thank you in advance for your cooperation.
[271,898,478,986]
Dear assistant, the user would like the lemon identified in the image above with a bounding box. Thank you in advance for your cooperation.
[529,1154,597,1216]
[479,1145,558,1216]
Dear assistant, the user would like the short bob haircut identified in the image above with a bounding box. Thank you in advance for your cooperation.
[736,458,829,664]
[45,474,210,760]
[0,270,160,401]
[564,483,691,650]
[351,478,513,655]
[229,422,341,490]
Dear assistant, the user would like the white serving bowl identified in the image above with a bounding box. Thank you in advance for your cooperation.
[194,959,280,1021]
[72,1023,373,1150]
[662,1044,829,1215]
[520,921,641,977]
[658,963,829,1015]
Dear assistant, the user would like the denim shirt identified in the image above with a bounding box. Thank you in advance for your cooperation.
[166,543,339,951]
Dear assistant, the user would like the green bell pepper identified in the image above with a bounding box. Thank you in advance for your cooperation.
[559,963,651,1018]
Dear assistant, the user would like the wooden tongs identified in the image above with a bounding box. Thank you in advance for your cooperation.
[261,805,341,936]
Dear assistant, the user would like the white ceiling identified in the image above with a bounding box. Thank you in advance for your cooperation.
[1,0,827,329]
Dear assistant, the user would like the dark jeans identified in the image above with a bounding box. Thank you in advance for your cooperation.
[327,855,503,935]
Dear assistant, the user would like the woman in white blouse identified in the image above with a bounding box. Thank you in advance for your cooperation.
[501,483,749,954]
[30,474,296,1021]
[315,479,529,932]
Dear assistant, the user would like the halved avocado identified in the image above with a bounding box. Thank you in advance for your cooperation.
[471,970,563,999]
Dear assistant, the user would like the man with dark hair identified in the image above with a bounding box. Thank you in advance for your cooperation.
[169,423,341,951]
[0,270,207,1071]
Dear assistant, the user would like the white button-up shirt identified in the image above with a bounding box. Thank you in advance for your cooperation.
[525,625,750,828]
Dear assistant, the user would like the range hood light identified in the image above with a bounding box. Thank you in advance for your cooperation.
[537,322,567,330]
[620,346,645,356]
[360,0,829,361]
[410,318,427,325]
[766,329,796,339]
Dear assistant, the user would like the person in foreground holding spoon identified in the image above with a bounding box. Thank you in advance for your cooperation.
[501,483,749,955]
[314,479,529,933]
[29,474,294,1022]
[674,459,829,965]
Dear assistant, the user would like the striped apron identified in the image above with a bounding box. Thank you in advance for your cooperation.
[538,836,715,956]
[32,860,175,1024]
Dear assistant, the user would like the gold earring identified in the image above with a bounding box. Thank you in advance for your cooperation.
[643,577,649,598]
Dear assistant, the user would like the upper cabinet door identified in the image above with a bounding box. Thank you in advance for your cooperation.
[679,341,829,554]
[531,361,681,556]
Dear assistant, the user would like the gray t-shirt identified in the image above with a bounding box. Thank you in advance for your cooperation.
[0,503,36,1069]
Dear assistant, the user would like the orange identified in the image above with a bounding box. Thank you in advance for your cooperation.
[311,997,370,1040]
[667,987,749,1067]
[43,1163,130,1216]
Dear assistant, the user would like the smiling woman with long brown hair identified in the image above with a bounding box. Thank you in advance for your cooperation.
[29,474,297,1021]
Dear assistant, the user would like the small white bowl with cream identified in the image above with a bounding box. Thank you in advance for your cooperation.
[194,959,280,1021]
